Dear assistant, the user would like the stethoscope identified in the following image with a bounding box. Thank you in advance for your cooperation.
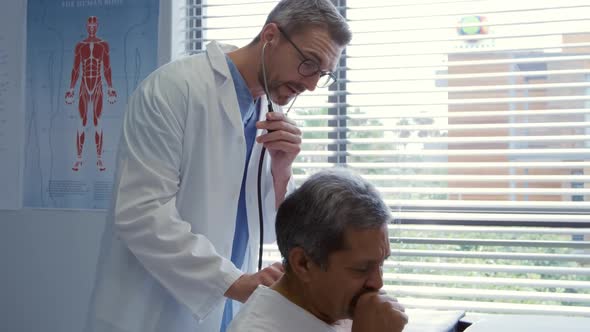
[256,41,298,270]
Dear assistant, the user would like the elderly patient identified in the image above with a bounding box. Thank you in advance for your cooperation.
[228,168,408,332]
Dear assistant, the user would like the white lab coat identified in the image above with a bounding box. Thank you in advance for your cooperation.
[85,41,294,332]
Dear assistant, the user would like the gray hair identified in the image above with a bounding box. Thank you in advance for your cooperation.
[275,168,391,271]
[252,0,352,46]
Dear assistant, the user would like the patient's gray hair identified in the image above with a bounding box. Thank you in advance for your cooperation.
[252,0,352,46]
[275,168,391,270]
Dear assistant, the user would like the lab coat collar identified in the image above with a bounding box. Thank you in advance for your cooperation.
[206,41,245,134]
[206,41,238,79]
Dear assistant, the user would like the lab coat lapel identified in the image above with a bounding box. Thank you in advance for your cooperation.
[206,41,243,133]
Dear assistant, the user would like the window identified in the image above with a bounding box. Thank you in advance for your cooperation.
[184,0,590,317]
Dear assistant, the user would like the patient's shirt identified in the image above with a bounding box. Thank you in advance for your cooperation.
[227,285,341,332]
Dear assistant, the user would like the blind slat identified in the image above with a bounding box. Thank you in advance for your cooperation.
[293,161,590,169]
[393,249,590,262]
[384,273,590,288]
[387,285,590,303]
[290,108,590,121]
[301,135,590,145]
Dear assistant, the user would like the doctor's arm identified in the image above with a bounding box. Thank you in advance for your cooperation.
[255,111,302,208]
[112,76,243,320]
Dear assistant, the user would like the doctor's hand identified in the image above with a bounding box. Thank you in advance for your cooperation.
[256,112,302,207]
[351,291,408,332]
[256,112,302,182]
[224,262,284,303]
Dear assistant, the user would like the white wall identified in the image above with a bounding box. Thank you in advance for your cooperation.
[0,209,107,332]
[0,1,176,331]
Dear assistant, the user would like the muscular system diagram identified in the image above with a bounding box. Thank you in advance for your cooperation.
[65,16,117,171]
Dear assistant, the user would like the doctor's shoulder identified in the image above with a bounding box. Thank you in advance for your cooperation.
[130,54,215,110]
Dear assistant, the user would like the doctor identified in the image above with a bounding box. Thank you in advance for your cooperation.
[84,1,352,332]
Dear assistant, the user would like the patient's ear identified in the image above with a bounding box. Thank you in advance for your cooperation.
[288,247,318,282]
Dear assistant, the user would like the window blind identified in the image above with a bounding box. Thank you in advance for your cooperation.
[184,0,590,317]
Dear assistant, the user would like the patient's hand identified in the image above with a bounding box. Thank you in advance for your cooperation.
[351,291,408,332]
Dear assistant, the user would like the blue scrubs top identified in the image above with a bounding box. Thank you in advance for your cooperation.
[220,55,260,332]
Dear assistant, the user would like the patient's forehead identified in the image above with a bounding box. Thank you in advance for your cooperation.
[329,225,390,263]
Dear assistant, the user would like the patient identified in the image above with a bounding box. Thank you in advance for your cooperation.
[228,168,408,332]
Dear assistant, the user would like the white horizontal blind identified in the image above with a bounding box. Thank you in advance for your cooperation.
[185,0,590,317]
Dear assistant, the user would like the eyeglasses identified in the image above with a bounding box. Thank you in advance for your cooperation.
[277,26,337,88]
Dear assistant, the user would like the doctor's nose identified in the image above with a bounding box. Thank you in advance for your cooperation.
[300,73,320,92]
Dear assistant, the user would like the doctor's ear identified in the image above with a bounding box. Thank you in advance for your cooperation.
[260,23,279,45]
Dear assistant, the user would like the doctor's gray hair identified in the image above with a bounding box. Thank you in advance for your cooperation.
[275,168,391,271]
[252,0,352,46]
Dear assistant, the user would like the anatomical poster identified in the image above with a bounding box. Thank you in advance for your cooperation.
[24,0,159,209]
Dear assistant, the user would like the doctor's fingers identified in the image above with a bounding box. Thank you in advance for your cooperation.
[260,140,301,156]
[256,130,302,147]
[265,110,296,124]
[256,118,301,136]
[255,264,284,286]
[270,261,286,272]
